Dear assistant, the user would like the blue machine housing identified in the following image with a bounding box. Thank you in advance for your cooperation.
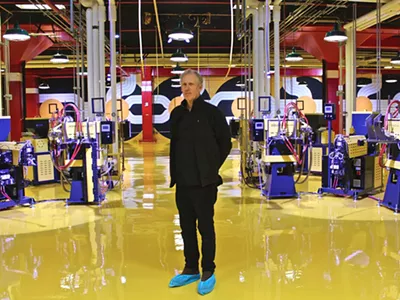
[352,112,378,136]
[262,138,298,199]
[0,117,11,142]
[381,144,400,211]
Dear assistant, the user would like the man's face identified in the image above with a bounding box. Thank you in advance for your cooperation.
[181,73,202,102]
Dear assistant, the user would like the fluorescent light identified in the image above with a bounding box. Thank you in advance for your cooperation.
[171,77,180,82]
[115,34,120,39]
[384,65,393,69]
[16,4,65,10]
[171,83,181,88]
[386,78,397,83]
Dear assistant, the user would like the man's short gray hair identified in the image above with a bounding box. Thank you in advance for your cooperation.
[180,69,203,86]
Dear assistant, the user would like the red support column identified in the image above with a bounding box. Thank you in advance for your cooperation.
[325,62,341,134]
[9,64,23,141]
[141,67,155,142]
[25,74,40,118]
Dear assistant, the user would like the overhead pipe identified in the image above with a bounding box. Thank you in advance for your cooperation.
[109,0,119,155]
[257,3,265,114]
[92,3,100,107]
[98,0,106,106]
[246,8,259,118]
[345,24,356,135]
[273,1,281,114]
[265,3,270,98]
[153,0,165,58]
[86,7,94,119]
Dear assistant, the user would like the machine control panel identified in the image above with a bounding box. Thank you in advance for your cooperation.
[324,103,336,120]
[100,121,115,144]
[250,119,264,141]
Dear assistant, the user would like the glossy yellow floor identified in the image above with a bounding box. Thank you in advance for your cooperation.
[0,143,400,300]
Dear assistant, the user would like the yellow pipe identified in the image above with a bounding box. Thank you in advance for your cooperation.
[153,0,164,59]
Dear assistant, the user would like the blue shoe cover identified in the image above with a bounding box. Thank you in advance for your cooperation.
[197,274,216,295]
[169,273,200,288]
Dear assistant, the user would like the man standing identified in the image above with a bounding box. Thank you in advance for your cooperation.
[168,69,232,295]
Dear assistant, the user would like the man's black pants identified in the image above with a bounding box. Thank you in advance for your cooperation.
[175,184,218,273]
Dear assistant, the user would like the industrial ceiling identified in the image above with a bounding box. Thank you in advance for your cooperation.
[0,0,398,69]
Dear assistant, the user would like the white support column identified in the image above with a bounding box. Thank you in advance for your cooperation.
[273,3,281,114]
[86,8,93,119]
[98,1,106,108]
[257,3,265,117]
[109,0,118,154]
[265,4,271,98]
[247,9,259,118]
[345,26,356,135]
[92,3,99,106]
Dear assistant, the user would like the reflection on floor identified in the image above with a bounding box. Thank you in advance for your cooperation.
[0,142,399,300]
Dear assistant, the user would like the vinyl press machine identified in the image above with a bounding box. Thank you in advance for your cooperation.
[48,102,117,205]
[364,99,400,212]
[0,117,36,210]
[318,103,382,200]
[231,98,314,199]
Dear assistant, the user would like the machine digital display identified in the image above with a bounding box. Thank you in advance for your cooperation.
[255,122,264,129]
[101,124,110,132]
[323,103,336,120]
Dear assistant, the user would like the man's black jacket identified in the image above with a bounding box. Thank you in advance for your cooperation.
[169,96,232,188]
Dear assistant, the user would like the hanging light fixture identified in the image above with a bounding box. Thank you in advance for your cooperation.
[171,64,185,74]
[171,76,180,82]
[50,53,69,63]
[285,48,303,62]
[390,51,400,65]
[298,80,308,86]
[170,49,188,63]
[77,66,88,76]
[386,77,398,83]
[3,23,30,42]
[235,81,245,88]
[324,23,348,43]
[357,78,371,87]
[168,21,194,43]
[38,82,50,90]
